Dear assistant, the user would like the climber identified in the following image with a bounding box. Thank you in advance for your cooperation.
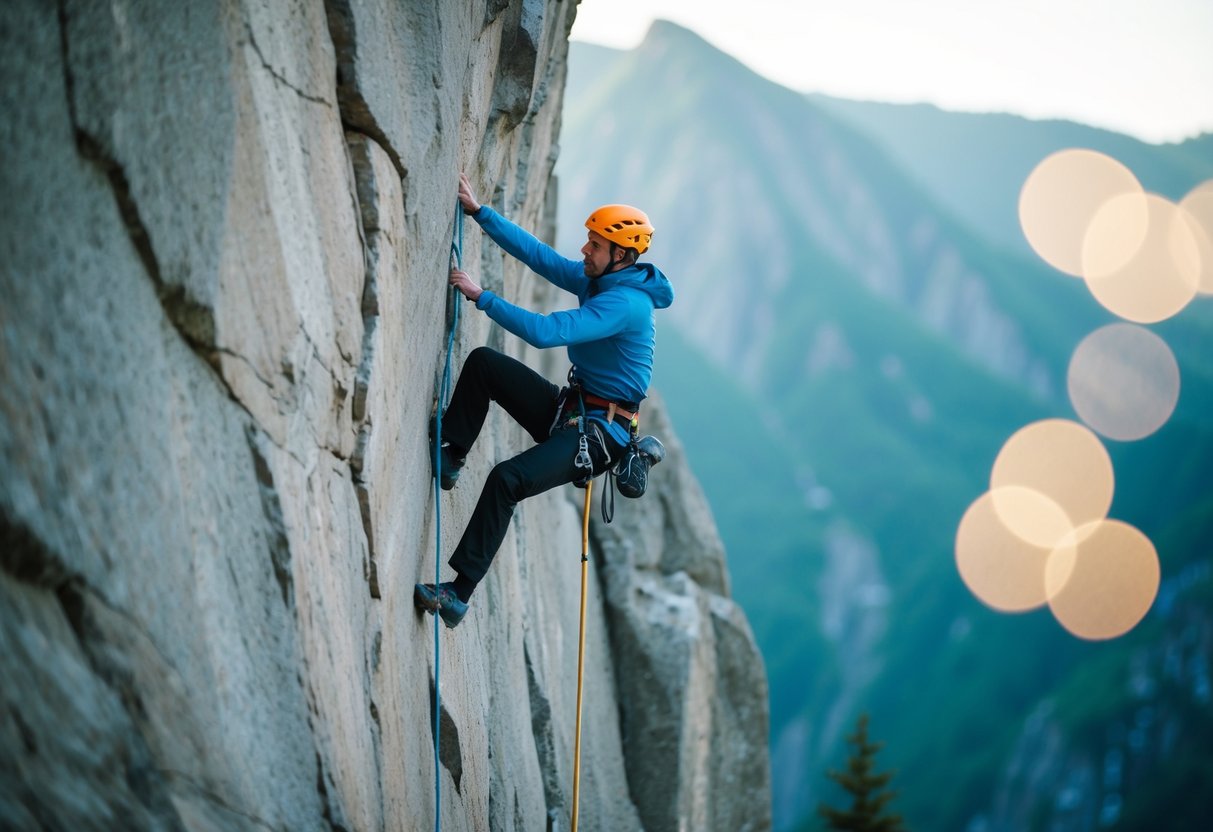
[414,173,673,628]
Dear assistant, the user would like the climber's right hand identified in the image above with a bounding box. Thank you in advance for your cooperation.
[457,173,481,215]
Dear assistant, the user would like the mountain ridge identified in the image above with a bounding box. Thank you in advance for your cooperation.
[811,93,1213,256]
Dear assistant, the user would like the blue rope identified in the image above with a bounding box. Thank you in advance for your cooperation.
[433,201,463,832]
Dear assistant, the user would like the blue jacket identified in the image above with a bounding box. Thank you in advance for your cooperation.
[472,205,674,422]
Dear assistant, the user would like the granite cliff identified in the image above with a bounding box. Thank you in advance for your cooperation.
[0,2,770,830]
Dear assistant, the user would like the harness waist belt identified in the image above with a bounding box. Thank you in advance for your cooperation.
[583,393,637,424]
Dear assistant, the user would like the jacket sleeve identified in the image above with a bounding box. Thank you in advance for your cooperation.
[474,206,588,295]
[476,289,633,349]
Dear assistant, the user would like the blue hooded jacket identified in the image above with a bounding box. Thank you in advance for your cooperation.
[471,206,674,429]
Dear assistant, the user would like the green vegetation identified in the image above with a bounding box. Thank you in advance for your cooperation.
[816,714,906,832]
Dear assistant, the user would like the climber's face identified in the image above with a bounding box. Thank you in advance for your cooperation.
[581,230,621,278]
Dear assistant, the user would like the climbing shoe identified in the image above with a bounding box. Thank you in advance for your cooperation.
[413,582,469,629]
[429,416,465,491]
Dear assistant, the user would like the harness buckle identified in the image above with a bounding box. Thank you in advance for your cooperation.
[575,434,593,471]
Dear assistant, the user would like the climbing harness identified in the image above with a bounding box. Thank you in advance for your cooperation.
[570,477,593,832]
[547,375,599,490]
[553,369,668,523]
[430,200,464,832]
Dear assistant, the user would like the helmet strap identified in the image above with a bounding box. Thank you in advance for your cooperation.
[605,242,635,274]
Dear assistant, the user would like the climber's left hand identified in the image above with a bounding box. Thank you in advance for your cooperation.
[449,268,483,303]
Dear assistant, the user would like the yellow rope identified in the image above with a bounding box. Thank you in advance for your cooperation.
[571,479,592,832]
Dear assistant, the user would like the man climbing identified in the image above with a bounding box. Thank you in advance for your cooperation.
[414,173,673,628]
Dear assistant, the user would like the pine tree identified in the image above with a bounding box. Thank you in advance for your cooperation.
[817,713,907,832]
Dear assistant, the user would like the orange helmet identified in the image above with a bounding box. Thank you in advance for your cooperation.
[585,204,654,255]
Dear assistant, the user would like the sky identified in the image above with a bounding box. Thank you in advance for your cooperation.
[570,0,1213,145]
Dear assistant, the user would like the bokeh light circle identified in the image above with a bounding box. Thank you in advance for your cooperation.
[1179,181,1213,295]
[1019,149,1144,277]
[1067,323,1180,441]
[986,483,1075,549]
[956,488,1072,612]
[991,419,1114,539]
[1082,194,1201,323]
[1046,520,1160,640]
[1080,191,1150,280]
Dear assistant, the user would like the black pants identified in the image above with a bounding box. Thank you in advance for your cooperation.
[441,347,619,584]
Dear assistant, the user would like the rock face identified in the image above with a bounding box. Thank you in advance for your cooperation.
[590,396,770,832]
[0,2,770,831]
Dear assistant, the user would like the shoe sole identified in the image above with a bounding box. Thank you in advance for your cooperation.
[413,586,440,613]
[412,584,463,630]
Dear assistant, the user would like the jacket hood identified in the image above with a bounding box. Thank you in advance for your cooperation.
[594,262,674,309]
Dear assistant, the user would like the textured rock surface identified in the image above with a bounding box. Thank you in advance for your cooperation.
[591,398,771,832]
[0,1,770,830]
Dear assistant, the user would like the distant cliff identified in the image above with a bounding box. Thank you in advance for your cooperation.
[0,2,770,830]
